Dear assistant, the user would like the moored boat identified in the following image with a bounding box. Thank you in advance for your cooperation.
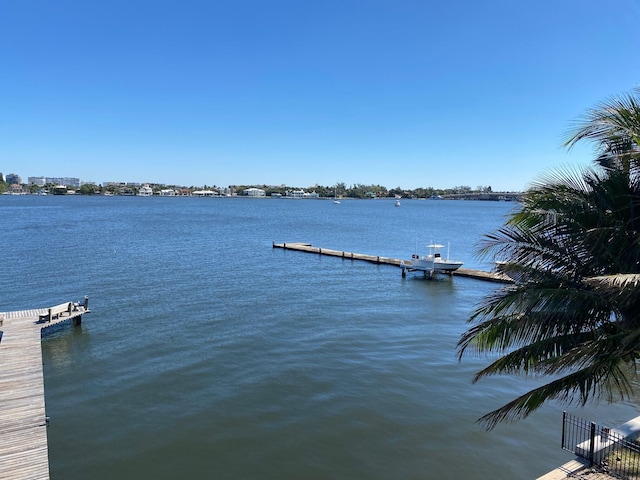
[402,243,463,277]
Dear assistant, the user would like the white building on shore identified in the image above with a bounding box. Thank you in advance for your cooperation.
[192,189,219,197]
[244,188,266,197]
[138,184,153,196]
[28,176,80,187]
[286,190,319,199]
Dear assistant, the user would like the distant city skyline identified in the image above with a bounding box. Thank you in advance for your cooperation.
[2,1,639,192]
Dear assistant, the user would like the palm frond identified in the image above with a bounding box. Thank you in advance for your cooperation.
[478,358,634,430]
[464,87,640,428]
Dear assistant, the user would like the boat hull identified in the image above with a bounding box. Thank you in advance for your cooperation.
[411,257,463,272]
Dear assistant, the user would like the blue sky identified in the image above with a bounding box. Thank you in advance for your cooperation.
[2,0,639,191]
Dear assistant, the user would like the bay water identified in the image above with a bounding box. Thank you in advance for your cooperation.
[2,195,639,479]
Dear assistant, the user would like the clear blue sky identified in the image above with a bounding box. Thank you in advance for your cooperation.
[2,0,639,191]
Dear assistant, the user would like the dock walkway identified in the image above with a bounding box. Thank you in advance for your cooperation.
[273,242,513,283]
[0,299,89,480]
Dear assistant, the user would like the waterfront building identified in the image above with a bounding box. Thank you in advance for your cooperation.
[138,184,153,196]
[286,189,319,198]
[244,188,266,197]
[192,189,219,197]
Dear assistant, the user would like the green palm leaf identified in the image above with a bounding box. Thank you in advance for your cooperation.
[459,87,640,429]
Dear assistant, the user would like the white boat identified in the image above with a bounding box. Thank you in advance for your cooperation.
[333,187,340,204]
[402,243,463,276]
[395,200,401,207]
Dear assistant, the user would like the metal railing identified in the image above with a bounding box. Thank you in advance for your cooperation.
[562,411,640,479]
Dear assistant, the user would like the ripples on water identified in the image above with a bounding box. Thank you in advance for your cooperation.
[2,196,638,479]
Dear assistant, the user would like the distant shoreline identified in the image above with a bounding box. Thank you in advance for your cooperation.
[2,191,522,201]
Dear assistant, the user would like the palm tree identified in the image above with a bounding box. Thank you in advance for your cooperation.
[457,88,640,430]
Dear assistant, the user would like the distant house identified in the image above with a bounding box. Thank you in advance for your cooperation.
[9,184,25,195]
[244,188,266,197]
[138,185,153,196]
[286,189,319,199]
[192,190,218,197]
[159,189,176,196]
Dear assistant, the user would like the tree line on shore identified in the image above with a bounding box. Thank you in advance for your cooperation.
[0,180,510,198]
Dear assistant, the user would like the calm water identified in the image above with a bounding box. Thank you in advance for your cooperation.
[2,195,639,479]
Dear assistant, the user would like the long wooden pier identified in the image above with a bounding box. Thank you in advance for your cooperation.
[273,242,513,283]
[0,298,90,480]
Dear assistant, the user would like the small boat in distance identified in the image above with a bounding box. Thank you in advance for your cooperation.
[402,243,463,277]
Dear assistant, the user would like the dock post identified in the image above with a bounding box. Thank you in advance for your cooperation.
[84,296,89,309]
[402,267,406,278]
[73,315,82,326]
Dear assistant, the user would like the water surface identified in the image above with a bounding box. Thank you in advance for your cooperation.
[1,196,637,479]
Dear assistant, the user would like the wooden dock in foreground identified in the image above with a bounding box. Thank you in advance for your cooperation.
[273,242,513,283]
[0,298,90,480]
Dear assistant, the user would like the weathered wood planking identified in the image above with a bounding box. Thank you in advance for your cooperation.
[0,303,89,480]
[273,242,514,283]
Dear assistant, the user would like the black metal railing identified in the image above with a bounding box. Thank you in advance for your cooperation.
[562,411,640,479]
